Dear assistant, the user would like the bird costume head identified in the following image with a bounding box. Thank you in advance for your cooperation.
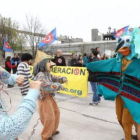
[116,28,140,60]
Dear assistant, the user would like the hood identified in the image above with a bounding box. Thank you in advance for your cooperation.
[116,28,140,61]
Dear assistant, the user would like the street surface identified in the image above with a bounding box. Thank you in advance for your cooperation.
[3,83,133,140]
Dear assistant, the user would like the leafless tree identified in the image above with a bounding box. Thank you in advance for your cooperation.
[17,34,26,55]
[24,15,45,58]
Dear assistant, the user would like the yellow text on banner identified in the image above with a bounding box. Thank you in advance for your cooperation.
[51,66,88,98]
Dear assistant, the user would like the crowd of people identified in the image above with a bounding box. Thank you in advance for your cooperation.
[1,48,105,140]
[4,49,110,107]
[51,47,108,68]
[5,49,103,107]
[50,48,105,106]
[2,40,139,140]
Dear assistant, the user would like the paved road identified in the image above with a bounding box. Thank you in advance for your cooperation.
[2,83,129,140]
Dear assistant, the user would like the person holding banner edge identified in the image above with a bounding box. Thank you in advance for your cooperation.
[34,58,67,140]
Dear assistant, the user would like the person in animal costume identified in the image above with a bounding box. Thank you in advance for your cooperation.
[33,50,67,140]
[87,27,140,140]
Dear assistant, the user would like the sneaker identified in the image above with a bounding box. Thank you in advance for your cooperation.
[89,102,98,105]
[7,85,14,88]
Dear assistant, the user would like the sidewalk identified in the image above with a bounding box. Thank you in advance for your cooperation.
[3,83,124,140]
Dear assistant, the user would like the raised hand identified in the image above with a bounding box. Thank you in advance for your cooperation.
[16,75,24,86]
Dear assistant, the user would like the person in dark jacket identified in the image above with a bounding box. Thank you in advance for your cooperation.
[95,47,101,60]
[5,56,17,88]
[52,50,66,66]
[11,53,21,74]
[70,53,78,66]
[76,55,83,67]
[88,50,101,105]
[88,48,95,62]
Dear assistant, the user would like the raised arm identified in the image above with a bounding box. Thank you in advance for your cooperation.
[86,58,116,72]
[51,74,67,84]
[35,72,64,93]
[0,66,19,85]
[0,88,40,140]
[6,62,16,68]
[17,63,34,80]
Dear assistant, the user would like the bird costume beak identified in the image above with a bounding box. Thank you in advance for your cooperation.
[115,40,131,56]
[118,46,131,56]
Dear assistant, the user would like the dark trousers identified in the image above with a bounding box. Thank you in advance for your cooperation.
[13,67,17,74]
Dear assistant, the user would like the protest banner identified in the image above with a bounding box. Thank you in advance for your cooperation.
[51,66,88,98]
[29,65,33,75]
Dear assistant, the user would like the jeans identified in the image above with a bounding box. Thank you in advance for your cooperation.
[90,82,100,103]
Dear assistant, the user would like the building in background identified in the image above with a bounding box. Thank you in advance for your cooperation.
[58,35,83,43]
[102,27,116,40]
[91,29,101,41]
[92,27,116,41]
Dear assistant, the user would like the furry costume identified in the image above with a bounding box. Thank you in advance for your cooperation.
[87,28,140,140]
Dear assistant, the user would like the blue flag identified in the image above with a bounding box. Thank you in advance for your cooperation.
[3,38,13,52]
[113,26,129,38]
[39,28,57,49]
